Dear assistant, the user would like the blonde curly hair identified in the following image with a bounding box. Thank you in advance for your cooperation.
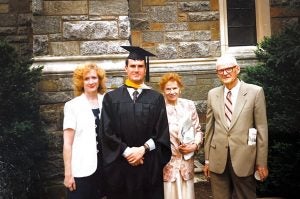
[73,63,106,96]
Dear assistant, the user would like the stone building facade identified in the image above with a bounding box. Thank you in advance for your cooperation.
[0,0,299,197]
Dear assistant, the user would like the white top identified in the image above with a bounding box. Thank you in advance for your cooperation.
[63,93,104,177]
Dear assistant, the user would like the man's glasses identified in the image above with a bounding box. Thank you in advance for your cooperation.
[216,66,236,75]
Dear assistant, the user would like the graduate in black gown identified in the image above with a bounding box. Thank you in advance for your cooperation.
[100,46,171,199]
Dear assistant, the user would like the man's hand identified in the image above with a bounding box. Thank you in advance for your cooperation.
[64,175,76,191]
[203,164,210,181]
[256,165,269,182]
[125,146,145,166]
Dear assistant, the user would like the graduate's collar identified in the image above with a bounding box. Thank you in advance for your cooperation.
[124,79,151,89]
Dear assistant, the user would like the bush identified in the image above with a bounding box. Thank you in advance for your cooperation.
[242,23,300,198]
[0,40,47,198]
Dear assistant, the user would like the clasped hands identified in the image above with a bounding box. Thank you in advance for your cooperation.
[178,143,198,155]
[125,146,145,166]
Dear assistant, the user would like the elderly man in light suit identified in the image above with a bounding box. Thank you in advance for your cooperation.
[203,55,269,199]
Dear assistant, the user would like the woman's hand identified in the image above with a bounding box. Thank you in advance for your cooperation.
[64,175,76,191]
[178,143,198,155]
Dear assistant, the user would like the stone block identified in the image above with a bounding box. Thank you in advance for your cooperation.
[32,16,61,34]
[271,7,300,17]
[50,41,80,56]
[178,12,188,22]
[211,25,220,40]
[194,31,211,41]
[0,4,8,13]
[106,76,124,89]
[80,40,129,55]
[119,16,130,39]
[182,75,197,85]
[188,11,219,21]
[146,5,177,23]
[33,35,48,56]
[49,33,63,41]
[5,35,28,42]
[44,1,88,15]
[39,79,59,92]
[0,27,16,35]
[182,85,205,101]
[165,31,194,42]
[32,0,43,15]
[18,26,30,35]
[9,0,30,13]
[157,43,177,59]
[0,14,17,26]
[150,23,165,31]
[129,0,142,13]
[188,20,219,31]
[165,22,188,31]
[62,15,89,21]
[89,0,128,16]
[143,31,164,42]
[39,91,73,105]
[210,0,219,11]
[131,30,142,45]
[141,42,156,48]
[40,106,63,132]
[178,42,210,58]
[18,14,32,26]
[63,21,118,40]
[144,0,166,6]
[271,17,298,35]
[178,1,210,12]
[129,13,150,30]
[208,41,220,57]
[39,76,73,92]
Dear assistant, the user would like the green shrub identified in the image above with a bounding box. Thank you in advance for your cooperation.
[242,23,300,198]
[0,40,47,198]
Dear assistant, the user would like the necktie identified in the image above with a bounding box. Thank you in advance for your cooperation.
[225,91,232,126]
[133,90,139,103]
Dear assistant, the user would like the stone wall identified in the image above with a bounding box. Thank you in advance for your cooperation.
[0,0,32,57]
[270,0,300,34]
[32,0,130,57]
[1,0,300,197]
[128,0,220,59]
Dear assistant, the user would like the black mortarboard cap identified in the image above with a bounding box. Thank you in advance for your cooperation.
[121,46,156,82]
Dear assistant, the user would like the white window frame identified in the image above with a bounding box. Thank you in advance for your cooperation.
[219,0,271,56]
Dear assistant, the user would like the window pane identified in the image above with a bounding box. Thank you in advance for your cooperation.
[228,27,257,46]
[227,0,256,46]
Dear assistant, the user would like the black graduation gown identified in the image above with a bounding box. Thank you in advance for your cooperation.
[100,85,171,199]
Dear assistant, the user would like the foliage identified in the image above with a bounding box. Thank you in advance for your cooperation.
[241,23,300,198]
[0,40,47,198]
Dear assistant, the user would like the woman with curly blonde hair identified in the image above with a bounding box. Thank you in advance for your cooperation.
[63,63,107,199]
[159,72,203,199]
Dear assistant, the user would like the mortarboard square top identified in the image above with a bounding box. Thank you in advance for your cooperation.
[121,46,155,60]
[121,46,156,81]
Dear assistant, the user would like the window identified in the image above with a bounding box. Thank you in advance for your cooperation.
[219,0,271,55]
[227,0,256,46]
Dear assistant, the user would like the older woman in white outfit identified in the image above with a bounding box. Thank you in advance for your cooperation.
[159,72,203,199]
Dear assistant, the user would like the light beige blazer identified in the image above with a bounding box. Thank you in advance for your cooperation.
[204,81,268,177]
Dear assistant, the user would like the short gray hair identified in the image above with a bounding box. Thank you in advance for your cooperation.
[216,55,238,68]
